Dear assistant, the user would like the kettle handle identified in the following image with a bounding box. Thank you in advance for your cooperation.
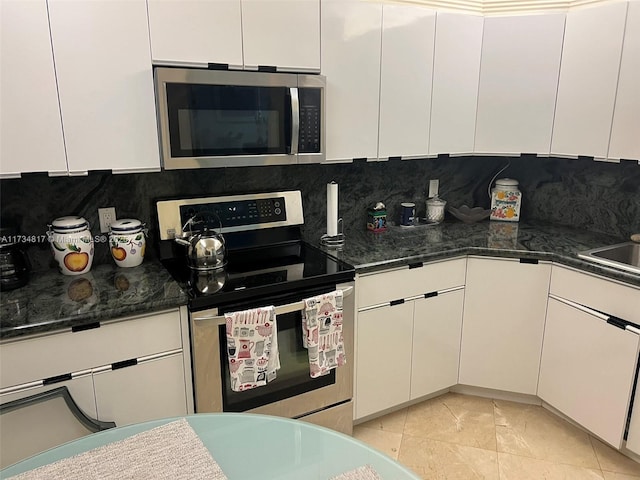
[181,211,223,236]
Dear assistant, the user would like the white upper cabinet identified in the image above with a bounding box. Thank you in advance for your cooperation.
[475,13,565,156]
[147,0,243,68]
[242,0,320,72]
[429,13,483,156]
[609,1,640,161]
[321,0,382,162]
[378,4,436,160]
[551,2,627,159]
[48,0,160,174]
[0,0,67,178]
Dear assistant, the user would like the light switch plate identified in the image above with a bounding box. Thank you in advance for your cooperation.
[428,179,439,198]
[98,207,116,233]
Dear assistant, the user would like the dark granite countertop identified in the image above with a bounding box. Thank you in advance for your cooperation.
[2,221,638,341]
[0,261,187,340]
[315,220,640,287]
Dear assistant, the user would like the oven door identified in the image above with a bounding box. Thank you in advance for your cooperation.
[190,281,354,420]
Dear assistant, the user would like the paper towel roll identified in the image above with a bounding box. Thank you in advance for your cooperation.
[327,182,339,236]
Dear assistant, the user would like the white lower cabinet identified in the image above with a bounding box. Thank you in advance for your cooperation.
[459,257,551,395]
[93,352,188,426]
[356,302,414,419]
[355,258,466,420]
[410,290,464,400]
[538,297,640,448]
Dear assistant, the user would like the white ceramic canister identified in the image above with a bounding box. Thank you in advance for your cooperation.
[49,216,94,275]
[109,218,146,268]
[490,178,522,222]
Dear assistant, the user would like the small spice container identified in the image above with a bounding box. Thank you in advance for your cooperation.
[490,178,522,222]
[48,216,94,275]
[367,207,387,232]
[109,218,146,268]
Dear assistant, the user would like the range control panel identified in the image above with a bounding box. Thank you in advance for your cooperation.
[179,197,287,229]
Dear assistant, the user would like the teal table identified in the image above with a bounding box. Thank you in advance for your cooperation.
[1,413,420,479]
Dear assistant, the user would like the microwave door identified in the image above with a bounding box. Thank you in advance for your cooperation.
[157,71,299,169]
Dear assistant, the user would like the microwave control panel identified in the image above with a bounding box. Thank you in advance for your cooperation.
[298,88,321,153]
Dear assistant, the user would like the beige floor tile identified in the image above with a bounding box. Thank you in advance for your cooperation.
[498,452,604,480]
[356,407,408,434]
[352,425,403,460]
[494,400,600,469]
[403,393,497,451]
[602,472,640,480]
[398,433,499,480]
[591,438,640,476]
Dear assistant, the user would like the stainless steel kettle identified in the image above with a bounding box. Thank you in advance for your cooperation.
[174,213,227,270]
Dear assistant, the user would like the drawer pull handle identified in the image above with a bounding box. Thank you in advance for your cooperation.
[390,299,405,306]
[112,358,138,370]
[519,258,538,264]
[43,373,72,385]
[72,322,100,333]
[408,262,423,269]
[424,291,438,298]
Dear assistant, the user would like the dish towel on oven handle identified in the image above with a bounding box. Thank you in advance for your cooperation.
[225,306,280,392]
[302,290,346,378]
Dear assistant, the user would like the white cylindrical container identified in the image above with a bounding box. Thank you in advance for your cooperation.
[109,218,146,268]
[490,178,522,222]
[49,216,94,275]
[327,182,339,237]
[426,196,447,224]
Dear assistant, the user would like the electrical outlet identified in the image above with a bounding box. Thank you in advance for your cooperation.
[428,179,439,198]
[98,207,116,233]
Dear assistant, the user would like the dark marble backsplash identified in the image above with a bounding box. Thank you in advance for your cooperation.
[2,156,638,271]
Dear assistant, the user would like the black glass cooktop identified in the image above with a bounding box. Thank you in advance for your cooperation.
[162,241,354,311]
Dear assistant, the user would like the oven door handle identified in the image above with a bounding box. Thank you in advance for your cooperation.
[192,286,353,322]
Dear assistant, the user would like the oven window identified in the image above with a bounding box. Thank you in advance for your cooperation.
[166,84,291,157]
[218,287,336,412]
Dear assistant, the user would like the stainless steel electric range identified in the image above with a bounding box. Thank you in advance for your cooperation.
[155,191,355,434]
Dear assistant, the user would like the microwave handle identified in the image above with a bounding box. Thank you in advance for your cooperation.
[289,87,299,155]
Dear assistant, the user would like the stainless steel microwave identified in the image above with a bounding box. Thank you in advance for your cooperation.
[154,68,325,169]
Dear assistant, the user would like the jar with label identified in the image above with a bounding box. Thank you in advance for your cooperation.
[490,178,521,222]
[109,219,146,268]
[48,216,94,275]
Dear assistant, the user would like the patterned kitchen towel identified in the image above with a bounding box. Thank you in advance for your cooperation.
[302,290,346,378]
[225,306,279,392]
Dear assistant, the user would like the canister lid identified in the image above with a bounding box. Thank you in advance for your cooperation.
[51,216,89,231]
[110,218,143,233]
[426,196,446,206]
[495,178,519,187]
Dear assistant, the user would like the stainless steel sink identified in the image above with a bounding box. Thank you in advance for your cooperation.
[578,242,640,275]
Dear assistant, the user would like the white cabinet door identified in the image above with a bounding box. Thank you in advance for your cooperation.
[48,0,160,174]
[147,0,243,68]
[551,2,627,159]
[474,14,565,156]
[609,1,640,162]
[429,13,483,156]
[625,376,640,454]
[242,0,319,72]
[378,4,435,160]
[0,0,67,178]
[538,297,640,449]
[355,303,413,420]
[411,290,464,400]
[321,0,382,162]
[93,353,188,427]
[459,257,551,395]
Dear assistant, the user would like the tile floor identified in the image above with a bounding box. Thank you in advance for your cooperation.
[353,393,640,480]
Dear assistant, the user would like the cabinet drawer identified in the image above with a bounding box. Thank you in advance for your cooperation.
[1,309,182,389]
[358,257,466,308]
[550,266,640,323]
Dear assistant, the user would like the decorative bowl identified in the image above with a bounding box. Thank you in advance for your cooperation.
[448,205,491,224]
